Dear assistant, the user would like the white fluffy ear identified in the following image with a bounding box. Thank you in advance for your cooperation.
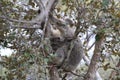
[50,26,64,41]
[51,27,61,37]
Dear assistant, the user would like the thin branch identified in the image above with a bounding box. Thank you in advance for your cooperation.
[49,14,66,26]
[34,0,45,10]
[65,70,84,77]
[74,7,86,37]
[87,42,95,51]
[32,0,58,24]
[0,16,41,24]
[10,25,41,29]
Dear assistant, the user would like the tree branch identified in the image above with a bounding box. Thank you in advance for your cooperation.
[83,55,103,80]
[49,66,60,80]
[0,16,41,24]
[84,31,105,80]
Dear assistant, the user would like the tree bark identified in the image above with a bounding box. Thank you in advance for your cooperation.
[84,32,105,80]
[49,66,60,80]
[83,55,102,80]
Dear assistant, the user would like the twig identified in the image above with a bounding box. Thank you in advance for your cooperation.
[87,42,95,51]
[0,16,41,24]
[34,0,45,10]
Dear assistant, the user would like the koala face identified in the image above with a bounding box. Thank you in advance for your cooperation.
[52,46,66,66]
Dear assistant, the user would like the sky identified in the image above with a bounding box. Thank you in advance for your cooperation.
[0,48,13,56]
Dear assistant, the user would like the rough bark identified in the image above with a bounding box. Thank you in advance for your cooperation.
[84,32,105,80]
[49,66,60,80]
[83,55,102,80]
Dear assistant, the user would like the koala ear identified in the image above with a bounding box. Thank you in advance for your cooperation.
[50,26,65,41]
[65,19,73,26]
[51,27,61,37]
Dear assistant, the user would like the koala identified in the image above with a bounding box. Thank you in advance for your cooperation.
[51,45,67,66]
[62,37,84,71]
[51,37,84,72]
[46,17,84,72]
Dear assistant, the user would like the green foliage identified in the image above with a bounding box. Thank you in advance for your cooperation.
[95,28,105,41]
[0,0,120,79]
[102,0,109,8]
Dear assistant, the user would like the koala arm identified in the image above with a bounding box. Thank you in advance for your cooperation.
[51,37,84,72]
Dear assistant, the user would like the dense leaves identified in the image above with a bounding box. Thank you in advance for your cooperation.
[0,0,120,80]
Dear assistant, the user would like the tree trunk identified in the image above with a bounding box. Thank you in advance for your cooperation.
[84,32,105,80]
[49,66,60,80]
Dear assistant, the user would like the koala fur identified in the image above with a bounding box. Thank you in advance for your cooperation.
[49,24,84,72]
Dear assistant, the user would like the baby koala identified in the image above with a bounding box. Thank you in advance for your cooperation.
[52,37,84,72]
